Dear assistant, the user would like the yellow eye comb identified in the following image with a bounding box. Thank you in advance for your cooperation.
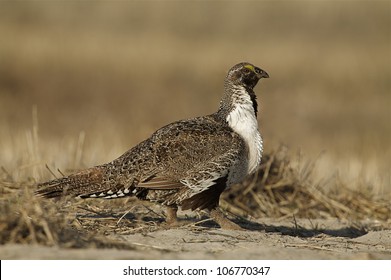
[244,64,255,72]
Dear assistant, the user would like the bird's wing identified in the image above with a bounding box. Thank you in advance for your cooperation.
[133,117,245,193]
[138,148,240,191]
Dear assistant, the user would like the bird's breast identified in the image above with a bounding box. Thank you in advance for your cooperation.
[226,103,263,176]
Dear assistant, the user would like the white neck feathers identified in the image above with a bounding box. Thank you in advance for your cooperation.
[225,86,263,174]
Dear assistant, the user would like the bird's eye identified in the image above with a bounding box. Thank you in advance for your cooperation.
[243,68,251,74]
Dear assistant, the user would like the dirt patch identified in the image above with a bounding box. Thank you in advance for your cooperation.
[1,216,390,259]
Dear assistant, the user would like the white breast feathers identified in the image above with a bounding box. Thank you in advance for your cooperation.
[226,88,263,175]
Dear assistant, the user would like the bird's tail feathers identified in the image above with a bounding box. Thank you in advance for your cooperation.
[35,166,108,198]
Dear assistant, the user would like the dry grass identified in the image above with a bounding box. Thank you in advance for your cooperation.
[223,147,391,223]
[0,178,81,247]
[0,174,160,249]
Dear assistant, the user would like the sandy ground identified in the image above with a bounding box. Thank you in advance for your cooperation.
[1,217,390,260]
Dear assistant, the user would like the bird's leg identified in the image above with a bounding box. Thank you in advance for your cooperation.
[165,205,178,225]
[210,208,243,230]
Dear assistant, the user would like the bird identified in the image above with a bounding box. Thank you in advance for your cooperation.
[36,62,269,230]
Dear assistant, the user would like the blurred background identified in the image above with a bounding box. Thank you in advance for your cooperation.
[0,1,389,193]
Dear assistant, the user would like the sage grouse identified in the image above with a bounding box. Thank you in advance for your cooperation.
[36,62,269,230]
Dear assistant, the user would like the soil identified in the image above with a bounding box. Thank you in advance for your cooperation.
[1,216,390,260]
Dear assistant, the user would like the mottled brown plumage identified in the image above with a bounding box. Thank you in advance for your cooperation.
[36,62,269,229]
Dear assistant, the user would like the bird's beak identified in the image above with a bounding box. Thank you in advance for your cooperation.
[260,70,269,79]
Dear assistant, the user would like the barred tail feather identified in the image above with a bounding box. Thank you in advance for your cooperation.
[35,166,106,198]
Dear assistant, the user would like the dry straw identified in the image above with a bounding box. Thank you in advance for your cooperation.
[224,147,390,222]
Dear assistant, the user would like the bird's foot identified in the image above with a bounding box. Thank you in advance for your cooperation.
[163,205,180,228]
[210,208,243,230]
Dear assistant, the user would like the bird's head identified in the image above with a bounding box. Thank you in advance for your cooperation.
[226,62,269,90]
